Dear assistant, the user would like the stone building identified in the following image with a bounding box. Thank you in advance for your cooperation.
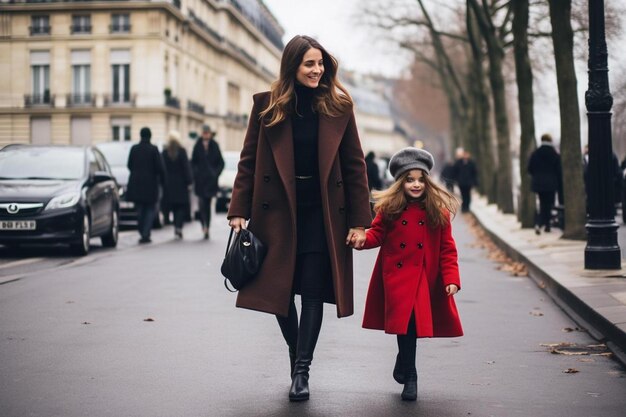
[0,0,283,150]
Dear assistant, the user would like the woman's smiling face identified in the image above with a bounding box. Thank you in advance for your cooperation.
[296,47,324,88]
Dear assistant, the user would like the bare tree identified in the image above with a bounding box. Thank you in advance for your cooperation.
[468,0,516,214]
[512,0,537,228]
[548,0,586,239]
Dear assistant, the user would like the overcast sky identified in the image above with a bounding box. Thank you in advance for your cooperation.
[262,0,407,76]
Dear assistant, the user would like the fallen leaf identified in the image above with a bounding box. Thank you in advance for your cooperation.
[578,358,595,363]
[143,318,155,322]
[563,368,579,374]
[82,321,91,325]
[530,310,544,317]
[485,361,495,365]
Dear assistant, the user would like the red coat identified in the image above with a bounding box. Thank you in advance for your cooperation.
[228,92,372,318]
[360,202,463,337]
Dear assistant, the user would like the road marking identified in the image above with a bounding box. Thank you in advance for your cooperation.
[0,257,44,271]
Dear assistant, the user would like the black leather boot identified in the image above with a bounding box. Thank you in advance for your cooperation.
[276,299,298,378]
[398,313,417,401]
[289,300,323,401]
[393,351,405,384]
[401,370,418,401]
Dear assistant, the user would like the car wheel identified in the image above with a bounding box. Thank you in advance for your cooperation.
[101,210,119,248]
[71,214,90,256]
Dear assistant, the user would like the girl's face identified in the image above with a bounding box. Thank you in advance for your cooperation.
[296,48,324,88]
[403,169,426,199]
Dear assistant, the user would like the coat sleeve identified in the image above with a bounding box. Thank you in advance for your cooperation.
[339,109,373,228]
[227,93,264,220]
[439,214,461,290]
[181,150,193,186]
[361,211,386,250]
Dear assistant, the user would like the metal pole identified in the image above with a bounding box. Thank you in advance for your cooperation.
[584,0,621,269]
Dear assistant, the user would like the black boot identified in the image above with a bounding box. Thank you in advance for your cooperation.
[276,299,298,378]
[289,300,323,402]
[393,352,405,384]
[397,313,417,401]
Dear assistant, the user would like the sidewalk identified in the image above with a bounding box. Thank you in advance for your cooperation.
[470,194,626,367]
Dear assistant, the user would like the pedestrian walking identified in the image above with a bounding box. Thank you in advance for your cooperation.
[528,133,562,234]
[452,148,478,212]
[440,159,456,193]
[126,127,166,244]
[162,130,192,239]
[227,35,372,402]
[351,147,463,401]
[365,151,382,192]
[191,125,224,240]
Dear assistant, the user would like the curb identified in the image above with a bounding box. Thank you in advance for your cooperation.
[470,209,626,368]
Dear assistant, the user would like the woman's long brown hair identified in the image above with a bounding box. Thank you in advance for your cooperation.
[372,170,459,228]
[260,35,353,126]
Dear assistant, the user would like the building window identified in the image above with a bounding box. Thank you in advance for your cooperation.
[30,15,50,36]
[111,14,130,33]
[30,51,50,105]
[71,50,91,105]
[31,117,52,145]
[71,15,91,34]
[110,49,131,104]
[111,117,131,141]
[71,117,92,145]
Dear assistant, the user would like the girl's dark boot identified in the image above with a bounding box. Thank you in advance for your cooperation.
[398,314,418,401]
[276,299,299,378]
[289,300,323,401]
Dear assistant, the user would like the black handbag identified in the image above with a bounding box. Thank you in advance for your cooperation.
[220,228,267,292]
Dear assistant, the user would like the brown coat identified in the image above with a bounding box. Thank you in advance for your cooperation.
[227,92,372,318]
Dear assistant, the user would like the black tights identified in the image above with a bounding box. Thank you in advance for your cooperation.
[397,312,417,376]
[275,252,329,359]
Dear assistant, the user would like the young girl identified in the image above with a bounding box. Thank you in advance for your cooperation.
[353,147,463,401]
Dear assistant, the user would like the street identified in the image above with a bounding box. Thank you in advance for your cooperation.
[1,214,626,417]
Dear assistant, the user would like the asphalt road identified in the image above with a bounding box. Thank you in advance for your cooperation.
[1,214,626,417]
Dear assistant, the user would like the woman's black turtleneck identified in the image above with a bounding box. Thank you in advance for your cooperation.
[292,84,319,177]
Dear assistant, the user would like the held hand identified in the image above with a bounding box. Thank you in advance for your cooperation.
[446,284,459,296]
[346,227,366,249]
[228,217,247,233]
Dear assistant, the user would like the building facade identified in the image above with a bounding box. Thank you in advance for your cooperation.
[0,0,283,150]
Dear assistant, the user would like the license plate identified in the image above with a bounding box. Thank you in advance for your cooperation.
[0,220,36,230]
[120,201,134,209]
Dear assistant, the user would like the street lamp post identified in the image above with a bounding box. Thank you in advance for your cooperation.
[584,0,621,269]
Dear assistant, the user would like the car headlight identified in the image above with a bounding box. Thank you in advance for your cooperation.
[45,192,81,211]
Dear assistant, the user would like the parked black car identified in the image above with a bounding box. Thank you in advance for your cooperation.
[0,144,120,255]
[96,141,163,228]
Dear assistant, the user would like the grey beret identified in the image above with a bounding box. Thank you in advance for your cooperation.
[388,147,435,180]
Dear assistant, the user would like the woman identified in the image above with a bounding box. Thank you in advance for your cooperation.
[162,130,192,239]
[191,125,224,240]
[227,35,372,401]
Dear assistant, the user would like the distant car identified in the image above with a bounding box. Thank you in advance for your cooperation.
[0,144,120,255]
[96,141,164,228]
[215,151,240,213]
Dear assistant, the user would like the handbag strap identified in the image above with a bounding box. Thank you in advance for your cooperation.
[223,228,238,293]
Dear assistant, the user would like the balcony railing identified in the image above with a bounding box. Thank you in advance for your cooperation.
[165,96,180,109]
[66,93,95,107]
[188,10,223,44]
[187,100,205,115]
[70,25,92,34]
[24,93,54,108]
[104,93,136,107]
[110,24,131,34]
[29,26,50,36]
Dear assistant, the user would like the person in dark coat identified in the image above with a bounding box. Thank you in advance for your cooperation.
[162,130,192,239]
[227,35,372,402]
[191,125,225,240]
[528,133,562,234]
[440,160,456,193]
[365,151,382,192]
[452,149,478,212]
[126,127,166,243]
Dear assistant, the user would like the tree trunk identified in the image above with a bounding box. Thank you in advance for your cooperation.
[512,0,537,228]
[467,4,497,203]
[548,0,587,239]
[469,0,515,213]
